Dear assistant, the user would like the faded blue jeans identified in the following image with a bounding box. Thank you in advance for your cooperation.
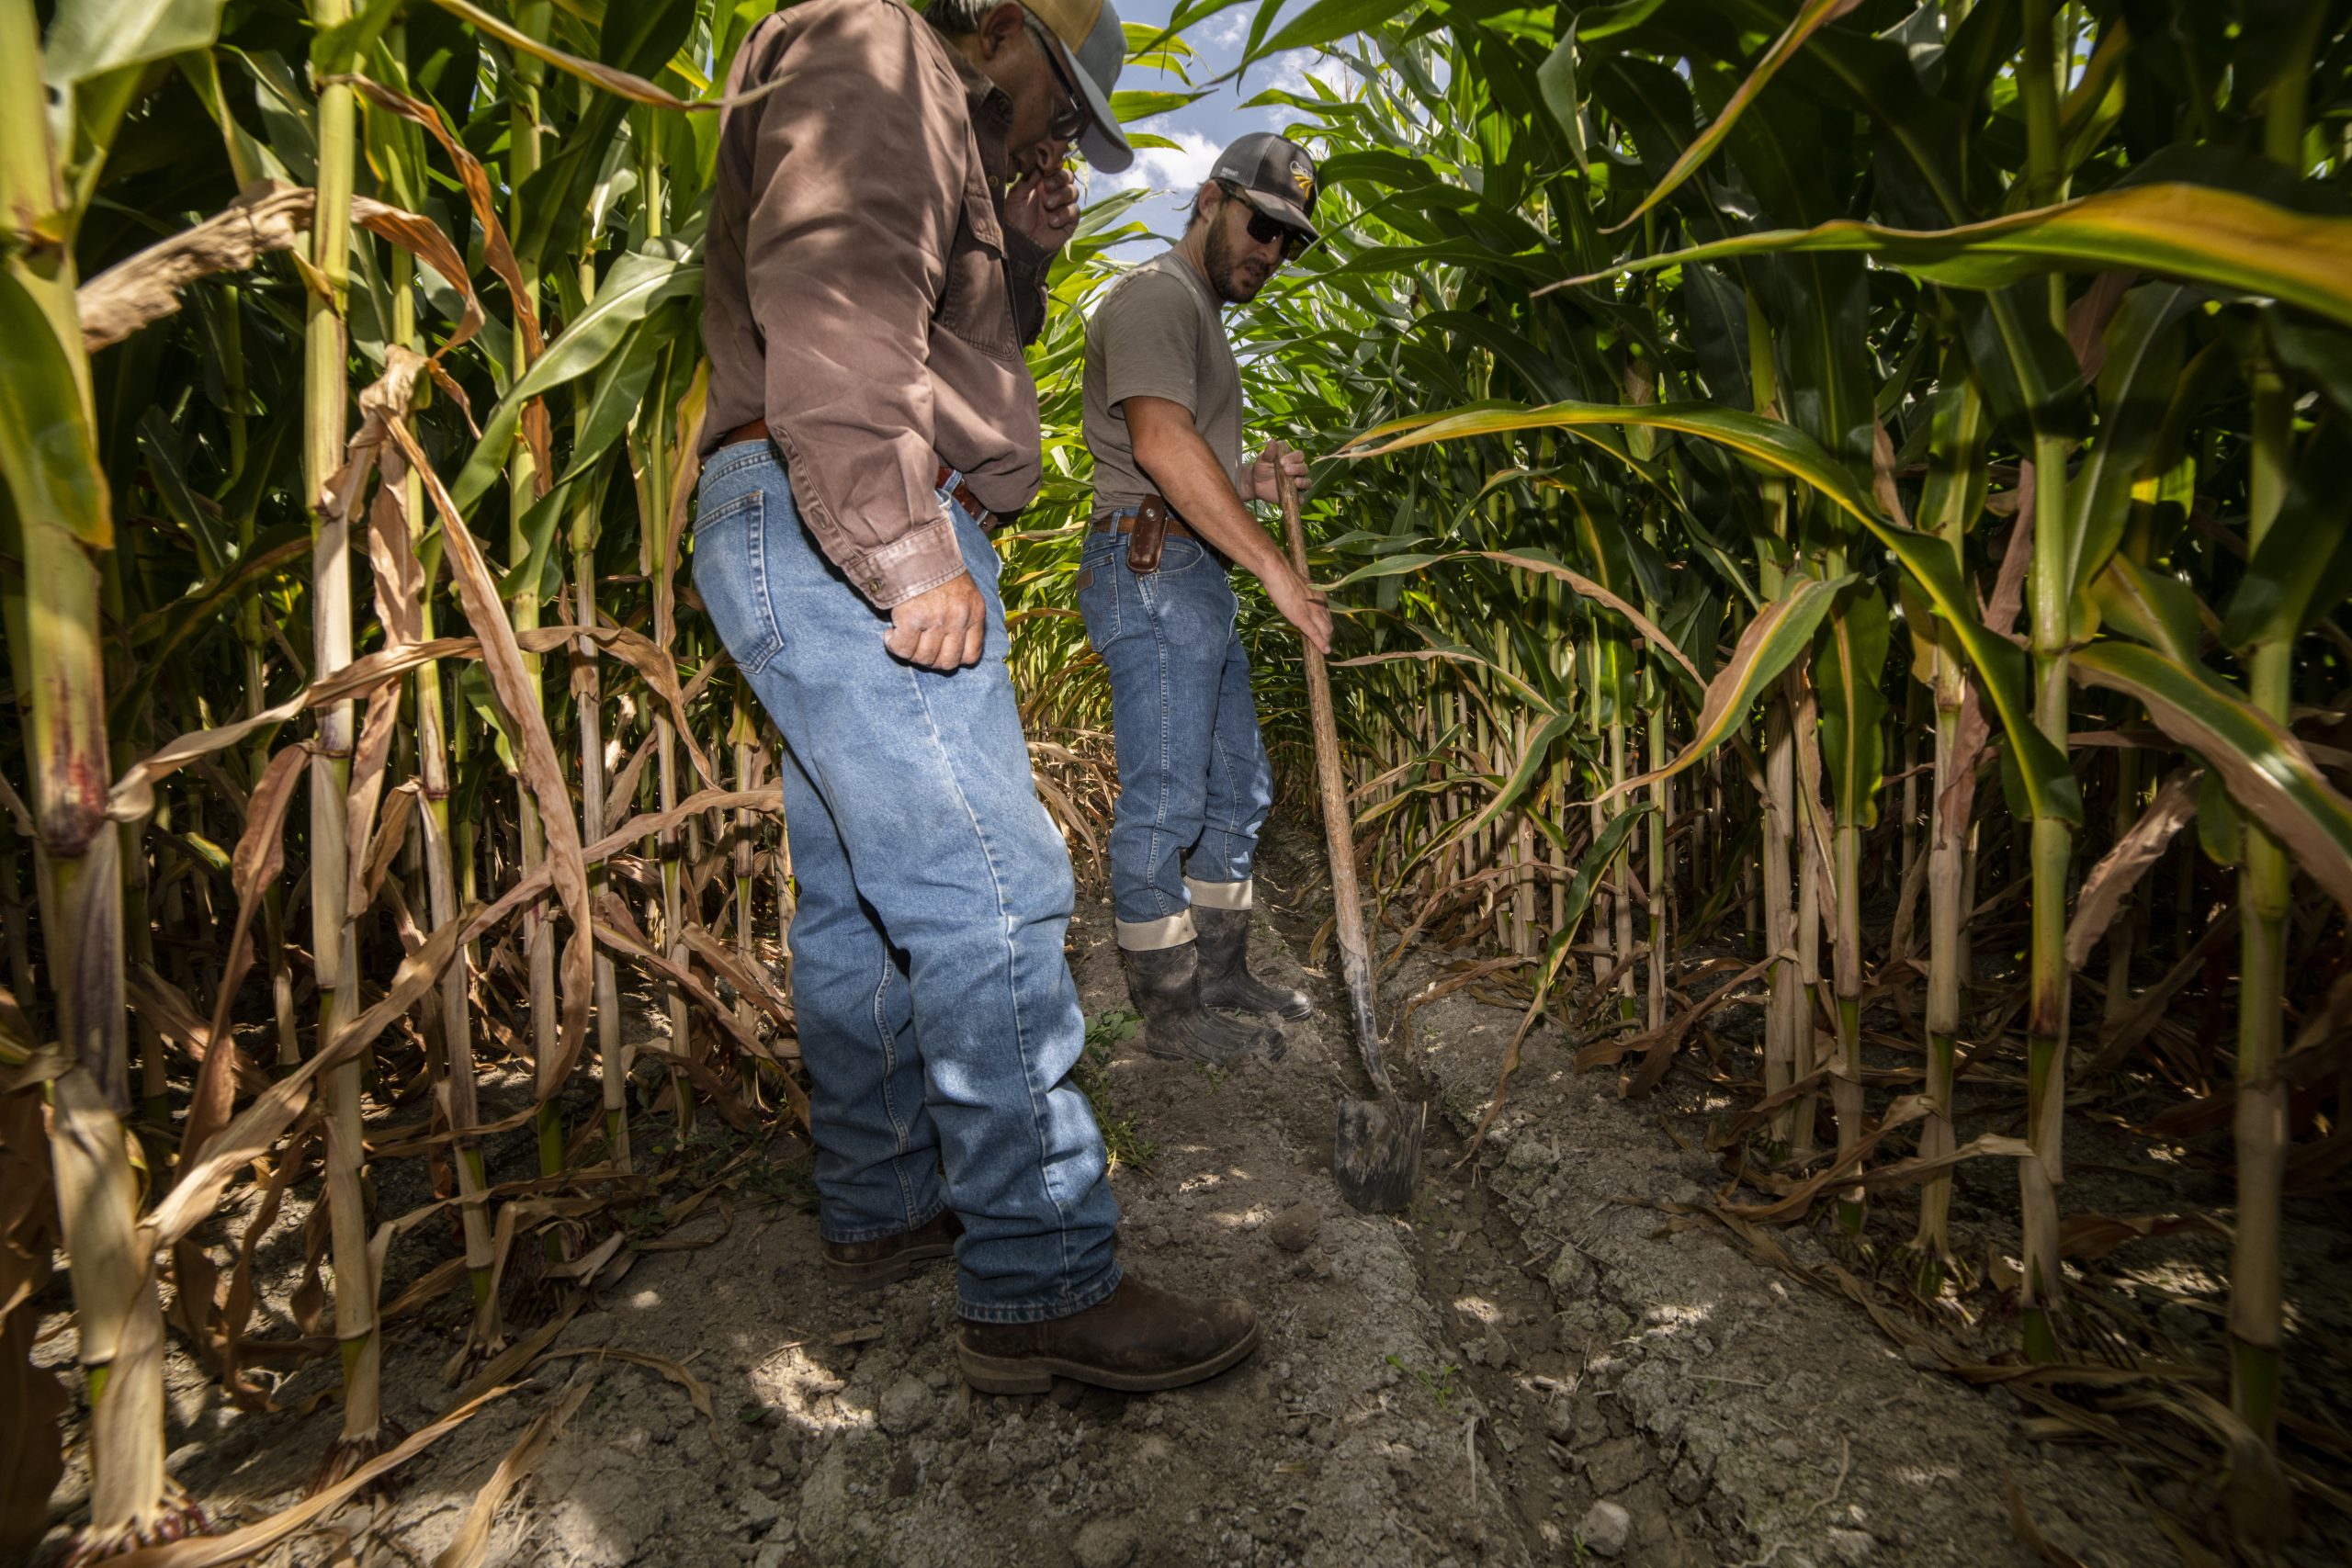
[1076,526,1273,949]
[692,440,1120,1324]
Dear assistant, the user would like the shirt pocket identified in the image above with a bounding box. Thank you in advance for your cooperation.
[933,167,1020,363]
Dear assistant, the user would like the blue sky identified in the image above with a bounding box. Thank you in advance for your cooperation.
[1083,1,1354,246]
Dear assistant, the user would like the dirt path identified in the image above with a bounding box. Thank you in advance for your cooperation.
[36,835,2288,1567]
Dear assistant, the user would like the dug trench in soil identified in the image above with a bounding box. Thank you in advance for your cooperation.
[28,829,2345,1567]
[1265,798,2352,1568]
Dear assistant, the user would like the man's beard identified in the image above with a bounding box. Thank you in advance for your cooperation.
[1204,215,1270,305]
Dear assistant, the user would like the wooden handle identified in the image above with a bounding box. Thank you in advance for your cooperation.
[1277,469,1385,1084]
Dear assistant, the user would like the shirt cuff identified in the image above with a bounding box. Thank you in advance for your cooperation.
[845,510,968,610]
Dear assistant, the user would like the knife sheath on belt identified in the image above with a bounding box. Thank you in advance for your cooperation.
[1126,494,1170,573]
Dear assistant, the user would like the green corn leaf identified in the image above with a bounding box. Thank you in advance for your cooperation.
[2266,311,2352,426]
[1330,544,1702,686]
[1535,24,1590,172]
[2062,284,2194,608]
[1611,572,1847,807]
[135,407,227,577]
[1564,184,2352,333]
[1916,375,1989,542]
[1603,0,1866,235]
[452,243,701,514]
[2218,431,2352,651]
[1557,803,1651,948]
[1111,90,1212,121]
[2072,642,2352,911]
[1244,0,1422,65]
[1576,0,1678,44]
[1439,711,1577,859]
[1502,798,1660,1047]
[1345,400,2082,826]
[2197,769,2244,869]
[41,0,225,91]
[0,271,111,550]
[1814,583,1889,829]
[1332,641,1555,715]
[2090,557,2207,668]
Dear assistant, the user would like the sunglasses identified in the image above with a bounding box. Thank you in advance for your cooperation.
[1025,17,1088,144]
[1218,182,1310,260]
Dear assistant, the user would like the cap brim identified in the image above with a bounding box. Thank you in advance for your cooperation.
[1238,187,1319,246]
[1056,10,1132,174]
[1075,85,1131,174]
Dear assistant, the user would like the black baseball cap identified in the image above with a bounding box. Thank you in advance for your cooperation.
[1208,132,1318,246]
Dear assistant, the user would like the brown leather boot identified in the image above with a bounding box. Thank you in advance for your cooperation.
[821,1208,961,1288]
[956,1273,1259,1393]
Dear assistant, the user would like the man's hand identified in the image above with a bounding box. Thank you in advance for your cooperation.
[886,572,989,671]
[1004,152,1080,256]
[1266,566,1333,656]
[1246,439,1313,504]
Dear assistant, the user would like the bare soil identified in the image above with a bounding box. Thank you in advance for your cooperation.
[27,829,2352,1567]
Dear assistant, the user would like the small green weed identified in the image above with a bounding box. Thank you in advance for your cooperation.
[1385,1351,1461,1410]
[1077,1010,1158,1173]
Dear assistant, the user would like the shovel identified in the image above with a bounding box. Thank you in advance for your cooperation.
[1276,468,1425,1213]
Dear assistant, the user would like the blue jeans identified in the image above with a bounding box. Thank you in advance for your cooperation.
[692,441,1120,1324]
[1076,528,1273,946]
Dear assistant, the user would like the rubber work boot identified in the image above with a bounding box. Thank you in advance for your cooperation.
[1121,941,1280,1064]
[956,1272,1260,1393]
[1192,905,1314,1021]
[822,1208,962,1288]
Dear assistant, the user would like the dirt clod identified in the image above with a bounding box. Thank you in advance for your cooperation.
[1577,1499,1633,1558]
[1072,1517,1140,1568]
[878,1374,932,1436]
[1267,1201,1320,1254]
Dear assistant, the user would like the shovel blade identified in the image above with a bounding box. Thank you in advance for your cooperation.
[1334,1096,1425,1213]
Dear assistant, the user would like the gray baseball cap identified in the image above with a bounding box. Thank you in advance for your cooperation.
[1027,0,1133,174]
[1209,131,1319,243]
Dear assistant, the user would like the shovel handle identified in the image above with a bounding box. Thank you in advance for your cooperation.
[1277,469,1385,1085]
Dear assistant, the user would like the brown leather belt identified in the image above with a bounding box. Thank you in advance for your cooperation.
[1091,493,1196,573]
[1089,503,1197,543]
[718,420,992,527]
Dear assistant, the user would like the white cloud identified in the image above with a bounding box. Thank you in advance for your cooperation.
[1202,11,1251,49]
[1265,48,1353,100]
[1099,128,1221,197]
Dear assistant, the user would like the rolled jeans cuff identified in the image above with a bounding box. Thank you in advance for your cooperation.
[1184,875,1253,910]
[1115,911,1195,951]
[820,1197,949,1247]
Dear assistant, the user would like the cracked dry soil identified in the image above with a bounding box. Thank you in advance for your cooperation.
[40,833,2282,1568]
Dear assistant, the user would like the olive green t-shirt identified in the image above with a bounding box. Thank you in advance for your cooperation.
[1082,250,1244,517]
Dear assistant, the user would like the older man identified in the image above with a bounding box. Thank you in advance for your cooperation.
[1079,133,1332,1064]
[695,0,1257,1395]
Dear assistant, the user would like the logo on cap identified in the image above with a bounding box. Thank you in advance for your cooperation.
[1290,159,1316,205]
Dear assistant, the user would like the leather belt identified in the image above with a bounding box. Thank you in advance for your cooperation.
[1091,492,1198,574]
[1090,500,1197,544]
[718,420,992,528]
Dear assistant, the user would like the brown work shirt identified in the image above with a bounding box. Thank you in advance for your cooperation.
[702,0,1054,608]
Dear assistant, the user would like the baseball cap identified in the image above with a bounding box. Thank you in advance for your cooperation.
[1209,131,1319,245]
[1024,0,1133,174]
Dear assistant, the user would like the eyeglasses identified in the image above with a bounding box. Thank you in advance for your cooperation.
[1025,17,1088,144]
[1217,182,1309,261]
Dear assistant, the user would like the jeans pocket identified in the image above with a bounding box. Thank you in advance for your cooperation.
[1157,536,1208,575]
[1077,540,1121,647]
[691,489,785,676]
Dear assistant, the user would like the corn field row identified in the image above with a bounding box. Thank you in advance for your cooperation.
[2,0,2350,1562]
